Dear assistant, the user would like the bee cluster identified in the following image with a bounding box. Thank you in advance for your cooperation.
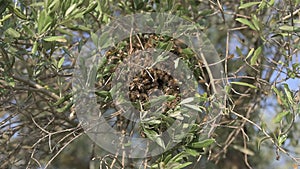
[128,67,180,112]
[99,33,208,116]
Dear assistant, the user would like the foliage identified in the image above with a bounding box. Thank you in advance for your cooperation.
[0,0,299,169]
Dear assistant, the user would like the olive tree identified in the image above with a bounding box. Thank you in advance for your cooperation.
[0,0,299,168]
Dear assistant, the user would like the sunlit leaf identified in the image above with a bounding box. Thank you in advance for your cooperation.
[0,14,12,23]
[251,15,261,31]
[273,111,289,123]
[22,25,35,36]
[236,46,243,57]
[58,57,65,69]
[236,18,257,31]
[32,41,38,54]
[9,5,27,20]
[185,148,199,157]
[230,81,257,89]
[38,11,53,33]
[189,139,215,149]
[56,102,73,113]
[278,134,287,146]
[183,104,202,112]
[65,4,77,16]
[245,48,254,60]
[173,162,193,169]
[5,28,20,38]
[283,83,295,105]
[180,97,194,104]
[233,145,255,156]
[250,46,262,65]
[43,36,67,42]
[239,2,261,9]
[279,25,300,32]
[257,136,271,151]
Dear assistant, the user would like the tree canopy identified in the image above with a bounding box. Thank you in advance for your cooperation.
[0,0,299,168]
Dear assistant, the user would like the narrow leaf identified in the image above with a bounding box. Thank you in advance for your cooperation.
[273,111,289,123]
[283,83,295,104]
[190,139,215,148]
[180,97,194,104]
[239,2,261,9]
[5,28,20,38]
[280,25,300,32]
[58,57,65,69]
[173,162,193,169]
[236,46,243,56]
[233,145,255,156]
[257,136,271,150]
[230,81,257,89]
[251,15,261,31]
[43,36,67,42]
[32,41,38,54]
[250,46,262,65]
[245,48,255,60]
[183,104,202,112]
[65,4,77,16]
[236,18,256,30]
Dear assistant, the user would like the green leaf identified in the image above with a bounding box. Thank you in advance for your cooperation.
[0,14,12,23]
[155,137,165,149]
[53,94,72,106]
[258,0,267,11]
[185,148,199,157]
[278,134,287,146]
[169,152,189,162]
[183,104,202,112]
[143,119,161,125]
[162,154,173,164]
[225,85,232,94]
[22,25,35,36]
[189,139,215,149]
[279,25,300,32]
[251,15,261,31]
[232,145,255,156]
[283,83,295,105]
[180,97,194,104]
[173,162,193,169]
[147,95,170,107]
[239,2,261,9]
[95,90,111,98]
[236,46,243,56]
[58,57,65,69]
[273,111,289,123]
[65,4,77,16]
[250,46,262,65]
[5,28,20,38]
[32,41,38,54]
[83,1,98,14]
[236,18,256,31]
[181,48,194,55]
[269,0,275,6]
[9,5,27,20]
[198,9,214,16]
[257,136,271,151]
[230,81,257,89]
[56,102,73,113]
[169,110,184,120]
[245,48,255,60]
[30,2,44,7]
[98,32,112,49]
[38,11,53,33]
[48,0,60,13]
[43,36,67,42]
